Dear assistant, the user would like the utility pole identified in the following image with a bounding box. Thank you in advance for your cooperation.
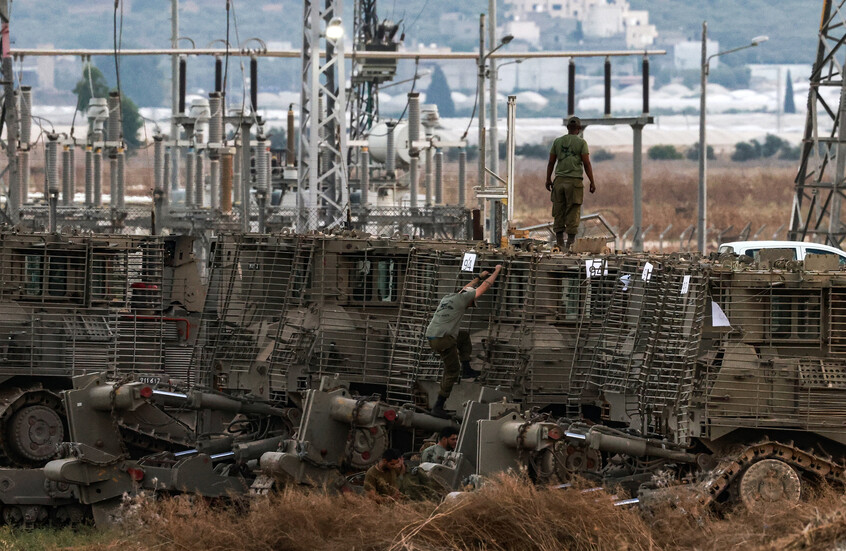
[171,0,180,194]
[697,22,707,254]
[477,14,486,198]
[488,0,498,183]
[1,0,18,223]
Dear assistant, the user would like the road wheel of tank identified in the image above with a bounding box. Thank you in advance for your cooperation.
[52,504,88,525]
[2,505,22,525]
[564,445,601,473]
[738,459,802,513]
[6,404,64,465]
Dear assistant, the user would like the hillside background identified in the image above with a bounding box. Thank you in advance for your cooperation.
[6,1,822,108]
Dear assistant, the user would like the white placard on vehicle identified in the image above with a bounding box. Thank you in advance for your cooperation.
[461,252,477,272]
[641,261,654,281]
[681,275,691,295]
[585,258,607,278]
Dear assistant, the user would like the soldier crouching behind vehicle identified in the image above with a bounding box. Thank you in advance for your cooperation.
[364,448,443,502]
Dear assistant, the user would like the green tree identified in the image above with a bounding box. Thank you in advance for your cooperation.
[784,70,796,114]
[120,95,144,150]
[424,65,455,117]
[648,145,683,160]
[731,140,762,161]
[686,143,716,161]
[762,134,788,158]
[265,126,288,151]
[72,64,143,150]
[72,64,109,112]
[95,56,167,108]
[592,149,615,162]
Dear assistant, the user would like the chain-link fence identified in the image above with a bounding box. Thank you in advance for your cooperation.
[13,202,472,240]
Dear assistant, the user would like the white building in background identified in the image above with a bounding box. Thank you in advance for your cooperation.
[503,20,542,48]
[674,40,721,71]
[622,10,656,49]
[504,0,657,49]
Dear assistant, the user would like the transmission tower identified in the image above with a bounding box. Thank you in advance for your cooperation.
[298,0,349,231]
[789,0,846,245]
[349,0,400,140]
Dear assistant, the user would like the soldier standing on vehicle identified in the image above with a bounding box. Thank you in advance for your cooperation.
[545,116,596,251]
[426,265,503,418]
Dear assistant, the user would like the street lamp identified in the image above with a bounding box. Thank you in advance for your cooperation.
[325,17,344,40]
[494,58,524,79]
[698,21,768,254]
[477,15,513,243]
[477,20,513,191]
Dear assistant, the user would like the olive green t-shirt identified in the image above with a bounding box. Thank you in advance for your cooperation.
[364,465,399,496]
[425,289,476,338]
[550,134,589,179]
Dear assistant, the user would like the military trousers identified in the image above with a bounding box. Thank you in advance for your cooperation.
[551,176,584,235]
[428,330,472,399]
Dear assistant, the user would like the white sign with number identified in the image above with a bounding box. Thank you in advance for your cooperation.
[584,258,607,278]
[681,275,691,295]
[641,261,654,281]
[461,252,477,272]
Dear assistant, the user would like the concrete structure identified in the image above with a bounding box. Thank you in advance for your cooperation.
[503,20,541,48]
[504,0,657,49]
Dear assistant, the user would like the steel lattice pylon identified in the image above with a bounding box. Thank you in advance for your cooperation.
[298,0,349,232]
[350,0,378,141]
[790,0,846,245]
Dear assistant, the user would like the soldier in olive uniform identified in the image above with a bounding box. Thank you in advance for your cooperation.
[364,448,404,501]
[545,116,596,251]
[426,265,503,418]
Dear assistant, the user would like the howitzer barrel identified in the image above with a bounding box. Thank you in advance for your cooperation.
[233,436,286,462]
[586,431,696,463]
[88,383,149,411]
[151,389,287,417]
[193,436,285,463]
[395,409,458,432]
[329,395,456,432]
[186,392,287,416]
[499,421,563,449]
[329,396,380,425]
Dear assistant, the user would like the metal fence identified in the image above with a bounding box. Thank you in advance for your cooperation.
[192,234,709,441]
[16,203,471,241]
[0,233,193,382]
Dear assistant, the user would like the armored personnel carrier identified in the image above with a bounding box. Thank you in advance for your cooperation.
[2,231,846,521]
[190,233,846,510]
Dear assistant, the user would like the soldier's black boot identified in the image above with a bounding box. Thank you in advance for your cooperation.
[555,231,565,249]
[430,396,451,419]
[566,233,577,252]
[461,360,480,380]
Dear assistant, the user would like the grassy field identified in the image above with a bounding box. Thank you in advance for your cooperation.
[13,475,846,551]
[411,153,797,250]
[506,155,796,249]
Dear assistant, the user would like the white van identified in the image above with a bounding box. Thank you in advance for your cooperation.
[718,240,846,264]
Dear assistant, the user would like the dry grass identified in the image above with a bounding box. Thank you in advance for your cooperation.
[65,475,846,551]
[422,154,796,250]
[507,156,796,243]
